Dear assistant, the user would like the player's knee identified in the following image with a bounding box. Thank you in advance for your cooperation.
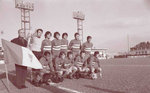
[73,67,78,72]
[57,71,63,76]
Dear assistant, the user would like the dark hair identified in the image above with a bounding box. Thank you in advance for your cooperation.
[59,51,66,57]
[54,32,60,38]
[36,29,43,33]
[45,31,52,38]
[44,51,51,56]
[94,51,99,56]
[67,51,73,58]
[87,36,92,41]
[74,33,79,37]
[80,51,86,55]
[62,33,68,38]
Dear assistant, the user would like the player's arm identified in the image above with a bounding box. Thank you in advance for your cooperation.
[53,58,58,71]
[88,57,93,68]
[41,40,44,52]
[81,43,85,51]
[68,40,73,50]
[79,41,82,50]
[74,56,79,67]
[97,59,101,67]
[48,58,54,72]
[51,40,55,51]
[83,59,88,67]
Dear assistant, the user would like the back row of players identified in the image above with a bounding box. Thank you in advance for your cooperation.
[29,28,93,59]
[28,29,102,84]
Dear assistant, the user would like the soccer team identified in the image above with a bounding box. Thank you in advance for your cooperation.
[12,28,102,87]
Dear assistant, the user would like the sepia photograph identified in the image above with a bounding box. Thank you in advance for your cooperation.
[0,0,150,93]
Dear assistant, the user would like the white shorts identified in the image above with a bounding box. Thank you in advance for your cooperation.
[64,66,78,74]
[77,67,90,72]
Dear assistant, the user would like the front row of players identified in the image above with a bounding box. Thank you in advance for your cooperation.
[32,51,102,86]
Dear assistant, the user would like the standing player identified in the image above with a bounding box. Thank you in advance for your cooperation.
[29,29,43,83]
[61,33,68,55]
[29,29,43,60]
[87,51,102,79]
[69,33,81,58]
[51,32,61,58]
[82,36,93,58]
[41,31,52,54]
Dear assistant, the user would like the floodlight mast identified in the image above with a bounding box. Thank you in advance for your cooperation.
[73,11,85,44]
[15,0,34,39]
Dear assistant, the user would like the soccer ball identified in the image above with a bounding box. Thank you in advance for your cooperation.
[91,73,97,80]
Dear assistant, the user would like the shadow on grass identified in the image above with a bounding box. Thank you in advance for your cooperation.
[84,85,125,93]
[26,78,70,93]
[0,70,30,89]
[0,71,72,93]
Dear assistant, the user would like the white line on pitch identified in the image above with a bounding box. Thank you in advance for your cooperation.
[50,83,82,93]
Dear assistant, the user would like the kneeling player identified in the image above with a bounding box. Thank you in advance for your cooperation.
[87,51,102,79]
[74,51,89,78]
[62,52,77,79]
[32,51,54,86]
[53,51,67,82]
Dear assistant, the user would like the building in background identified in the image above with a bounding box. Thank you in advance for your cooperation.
[129,41,150,57]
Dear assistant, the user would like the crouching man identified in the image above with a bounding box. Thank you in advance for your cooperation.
[32,51,54,86]
[74,51,89,73]
[53,51,67,82]
[74,51,90,79]
[87,51,102,80]
[62,52,77,79]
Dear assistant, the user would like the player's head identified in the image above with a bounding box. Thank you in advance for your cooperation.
[67,51,73,59]
[59,51,66,59]
[44,51,51,59]
[80,51,86,58]
[87,36,92,43]
[62,33,68,39]
[54,32,60,39]
[18,29,25,38]
[36,29,43,38]
[94,51,99,58]
[45,31,52,39]
[74,33,80,40]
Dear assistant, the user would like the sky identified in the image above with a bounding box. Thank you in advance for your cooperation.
[0,0,150,53]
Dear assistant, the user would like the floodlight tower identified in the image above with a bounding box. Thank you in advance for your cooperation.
[73,11,85,44]
[15,0,34,38]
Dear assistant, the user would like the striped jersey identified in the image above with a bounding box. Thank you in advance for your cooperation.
[51,39,61,51]
[69,39,81,52]
[54,57,67,71]
[41,39,52,52]
[87,55,100,68]
[62,58,74,69]
[74,56,87,67]
[61,38,68,52]
[82,41,93,54]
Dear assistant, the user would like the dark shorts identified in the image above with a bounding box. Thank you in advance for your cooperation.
[32,51,42,60]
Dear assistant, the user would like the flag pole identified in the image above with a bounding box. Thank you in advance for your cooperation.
[5,63,10,92]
